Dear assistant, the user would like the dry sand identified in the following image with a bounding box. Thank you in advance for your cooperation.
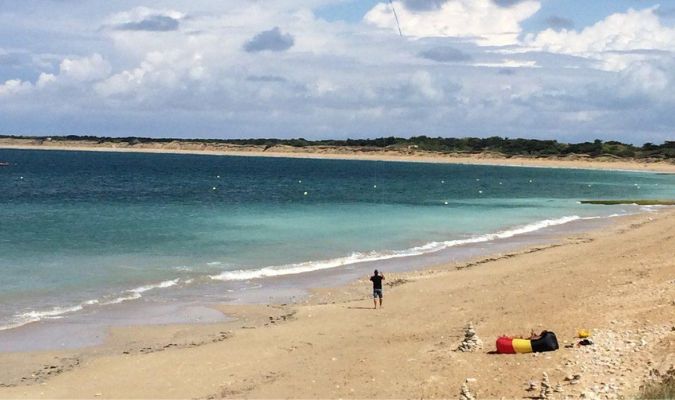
[1,209,673,399]
[1,137,675,173]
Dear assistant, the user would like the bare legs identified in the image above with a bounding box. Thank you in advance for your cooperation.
[373,297,383,309]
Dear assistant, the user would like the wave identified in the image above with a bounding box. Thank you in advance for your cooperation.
[210,215,585,282]
[0,303,90,332]
[0,279,181,331]
[100,278,180,305]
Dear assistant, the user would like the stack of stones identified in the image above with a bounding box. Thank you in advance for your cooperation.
[540,372,553,400]
[457,322,483,352]
[459,380,476,400]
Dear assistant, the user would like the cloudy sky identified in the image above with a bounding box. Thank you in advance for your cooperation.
[1,0,674,143]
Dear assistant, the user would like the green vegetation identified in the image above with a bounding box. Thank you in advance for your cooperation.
[1,134,674,160]
[638,367,675,400]
[581,200,675,205]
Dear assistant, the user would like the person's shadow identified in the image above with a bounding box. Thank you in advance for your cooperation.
[347,306,376,310]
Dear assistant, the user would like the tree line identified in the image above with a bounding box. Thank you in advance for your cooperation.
[1,134,673,159]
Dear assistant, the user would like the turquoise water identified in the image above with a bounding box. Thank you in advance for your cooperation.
[1,149,674,330]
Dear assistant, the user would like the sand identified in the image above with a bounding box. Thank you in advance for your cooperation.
[1,138,675,174]
[0,208,673,399]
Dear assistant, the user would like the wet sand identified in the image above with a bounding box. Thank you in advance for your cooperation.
[1,209,673,398]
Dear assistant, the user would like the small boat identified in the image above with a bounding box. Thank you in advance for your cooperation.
[0,162,10,167]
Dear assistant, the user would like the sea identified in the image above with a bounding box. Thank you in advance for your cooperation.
[1,149,674,350]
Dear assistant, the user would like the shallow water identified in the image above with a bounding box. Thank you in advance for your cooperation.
[1,149,674,337]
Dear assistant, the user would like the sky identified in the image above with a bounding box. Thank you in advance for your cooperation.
[1,0,674,143]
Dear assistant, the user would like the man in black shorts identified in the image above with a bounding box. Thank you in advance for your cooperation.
[370,269,385,309]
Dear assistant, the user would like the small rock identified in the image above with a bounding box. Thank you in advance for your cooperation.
[526,380,537,392]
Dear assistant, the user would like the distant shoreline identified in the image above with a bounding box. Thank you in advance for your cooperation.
[1,138,675,174]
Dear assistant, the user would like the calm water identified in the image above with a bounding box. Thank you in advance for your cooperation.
[1,149,674,331]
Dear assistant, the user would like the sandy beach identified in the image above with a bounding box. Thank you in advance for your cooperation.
[1,138,674,174]
[0,207,673,399]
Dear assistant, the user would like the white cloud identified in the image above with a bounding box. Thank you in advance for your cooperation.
[525,7,675,70]
[0,54,111,100]
[94,50,199,98]
[615,57,675,101]
[472,59,538,68]
[364,0,541,46]
[59,53,111,82]
[36,73,56,88]
[106,7,185,28]
[0,79,32,96]
[409,70,443,101]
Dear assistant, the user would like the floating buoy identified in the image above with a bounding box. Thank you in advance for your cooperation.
[373,185,377,188]
[303,191,308,196]
[298,180,302,183]
[479,190,483,194]
[499,182,503,185]
[212,187,217,190]
[441,180,445,184]
[20,176,24,180]
[216,175,220,178]
[529,179,533,183]
[444,201,448,205]
[588,184,592,187]
[476,178,480,181]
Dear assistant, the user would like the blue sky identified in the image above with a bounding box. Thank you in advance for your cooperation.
[1,0,674,143]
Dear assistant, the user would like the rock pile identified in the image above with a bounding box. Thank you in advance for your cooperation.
[459,380,476,400]
[540,372,553,399]
[457,322,482,352]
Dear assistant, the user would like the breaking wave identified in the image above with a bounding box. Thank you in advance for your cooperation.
[210,215,584,281]
[0,279,181,331]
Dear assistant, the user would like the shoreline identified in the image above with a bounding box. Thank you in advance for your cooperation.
[2,142,675,174]
[0,210,629,350]
[1,208,673,398]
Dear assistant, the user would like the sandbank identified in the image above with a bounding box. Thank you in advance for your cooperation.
[1,138,674,173]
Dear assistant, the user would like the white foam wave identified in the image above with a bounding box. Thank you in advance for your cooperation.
[100,292,142,305]
[101,278,180,305]
[210,215,584,282]
[130,278,179,294]
[0,303,91,331]
[1,279,182,331]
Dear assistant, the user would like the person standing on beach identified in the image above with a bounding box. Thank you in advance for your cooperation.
[370,270,385,309]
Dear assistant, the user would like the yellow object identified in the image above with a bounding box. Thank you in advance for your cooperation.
[578,329,590,338]
[512,338,533,353]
